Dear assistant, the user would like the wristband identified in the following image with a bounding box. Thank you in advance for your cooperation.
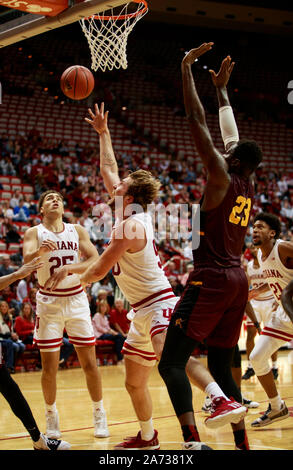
[254,321,260,329]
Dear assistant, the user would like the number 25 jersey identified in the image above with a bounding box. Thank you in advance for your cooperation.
[36,223,82,296]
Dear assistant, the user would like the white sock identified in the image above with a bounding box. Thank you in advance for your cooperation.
[270,394,282,411]
[45,403,57,413]
[93,400,104,413]
[205,382,229,401]
[139,418,154,441]
[272,361,278,369]
[248,361,253,369]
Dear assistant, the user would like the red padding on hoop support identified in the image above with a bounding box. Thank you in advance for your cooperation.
[0,0,69,16]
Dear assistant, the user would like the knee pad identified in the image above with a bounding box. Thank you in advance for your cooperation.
[249,347,271,376]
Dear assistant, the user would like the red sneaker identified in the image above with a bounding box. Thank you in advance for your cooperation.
[114,430,160,450]
[205,397,248,429]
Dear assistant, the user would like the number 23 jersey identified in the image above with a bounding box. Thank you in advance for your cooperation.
[36,223,82,296]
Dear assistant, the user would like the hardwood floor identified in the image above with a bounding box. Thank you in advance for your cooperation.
[0,350,292,452]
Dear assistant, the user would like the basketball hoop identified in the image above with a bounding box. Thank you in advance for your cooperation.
[80,1,148,72]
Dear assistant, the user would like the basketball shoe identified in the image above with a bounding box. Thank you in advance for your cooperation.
[251,401,289,427]
[46,410,61,439]
[242,397,259,408]
[205,397,248,429]
[94,409,109,437]
[201,396,213,414]
[182,441,213,450]
[242,367,255,380]
[114,430,160,450]
[33,433,71,450]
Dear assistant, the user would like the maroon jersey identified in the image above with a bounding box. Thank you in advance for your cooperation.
[193,173,254,268]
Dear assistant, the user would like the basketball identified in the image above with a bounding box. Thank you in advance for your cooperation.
[60,65,94,100]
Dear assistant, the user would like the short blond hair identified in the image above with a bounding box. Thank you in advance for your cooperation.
[126,170,161,211]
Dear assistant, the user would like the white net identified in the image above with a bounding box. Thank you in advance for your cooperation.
[80,2,148,72]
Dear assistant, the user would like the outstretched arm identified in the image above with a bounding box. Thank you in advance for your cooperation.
[181,43,229,185]
[210,55,239,152]
[0,258,43,290]
[85,102,120,196]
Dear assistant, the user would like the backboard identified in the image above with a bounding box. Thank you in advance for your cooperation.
[0,0,126,47]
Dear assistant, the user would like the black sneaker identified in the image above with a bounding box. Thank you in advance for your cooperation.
[33,433,71,450]
[242,367,255,380]
[272,368,279,380]
[182,441,213,450]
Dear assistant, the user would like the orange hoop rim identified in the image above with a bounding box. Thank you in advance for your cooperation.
[85,0,148,21]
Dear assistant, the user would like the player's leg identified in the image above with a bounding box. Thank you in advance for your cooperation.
[207,346,249,450]
[65,293,109,437]
[0,364,70,450]
[114,357,159,449]
[158,322,213,450]
[242,325,257,379]
[75,344,109,437]
[40,350,61,439]
[249,333,289,427]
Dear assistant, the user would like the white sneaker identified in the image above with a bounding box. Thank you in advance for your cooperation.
[46,410,61,439]
[33,433,71,450]
[242,397,259,408]
[182,441,213,450]
[201,396,213,414]
[94,409,110,438]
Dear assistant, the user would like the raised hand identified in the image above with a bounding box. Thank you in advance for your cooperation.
[85,102,109,135]
[38,239,58,256]
[182,42,214,67]
[44,265,69,291]
[209,55,235,88]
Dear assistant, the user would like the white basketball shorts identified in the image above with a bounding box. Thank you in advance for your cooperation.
[122,297,179,367]
[34,290,96,352]
[246,298,276,327]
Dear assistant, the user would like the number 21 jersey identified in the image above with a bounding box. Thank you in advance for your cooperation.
[258,239,293,305]
[36,223,82,296]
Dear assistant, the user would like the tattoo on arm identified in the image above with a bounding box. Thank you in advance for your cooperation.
[102,152,117,169]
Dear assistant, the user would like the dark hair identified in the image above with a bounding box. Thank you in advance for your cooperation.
[38,190,64,212]
[253,212,281,239]
[231,139,263,173]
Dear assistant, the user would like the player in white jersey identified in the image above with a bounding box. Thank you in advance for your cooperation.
[44,101,248,450]
[23,190,109,439]
[242,245,279,381]
[248,212,293,427]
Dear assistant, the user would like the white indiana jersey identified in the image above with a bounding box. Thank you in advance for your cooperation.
[257,239,293,305]
[112,212,176,309]
[36,223,82,296]
[247,259,274,301]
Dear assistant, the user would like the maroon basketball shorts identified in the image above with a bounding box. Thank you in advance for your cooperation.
[171,266,248,348]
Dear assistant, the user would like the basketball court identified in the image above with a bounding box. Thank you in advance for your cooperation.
[0,351,292,452]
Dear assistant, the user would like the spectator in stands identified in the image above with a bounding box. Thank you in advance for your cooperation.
[14,302,35,344]
[109,298,130,337]
[13,199,29,222]
[164,260,179,279]
[23,194,38,215]
[5,223,22,248]
[1,201,14,219]
[0,300,25,373]
[0,255,15,277]
[92,300,124,362]
[9,190,22,209]
[59,333,74,369]
[178,263,194,287]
